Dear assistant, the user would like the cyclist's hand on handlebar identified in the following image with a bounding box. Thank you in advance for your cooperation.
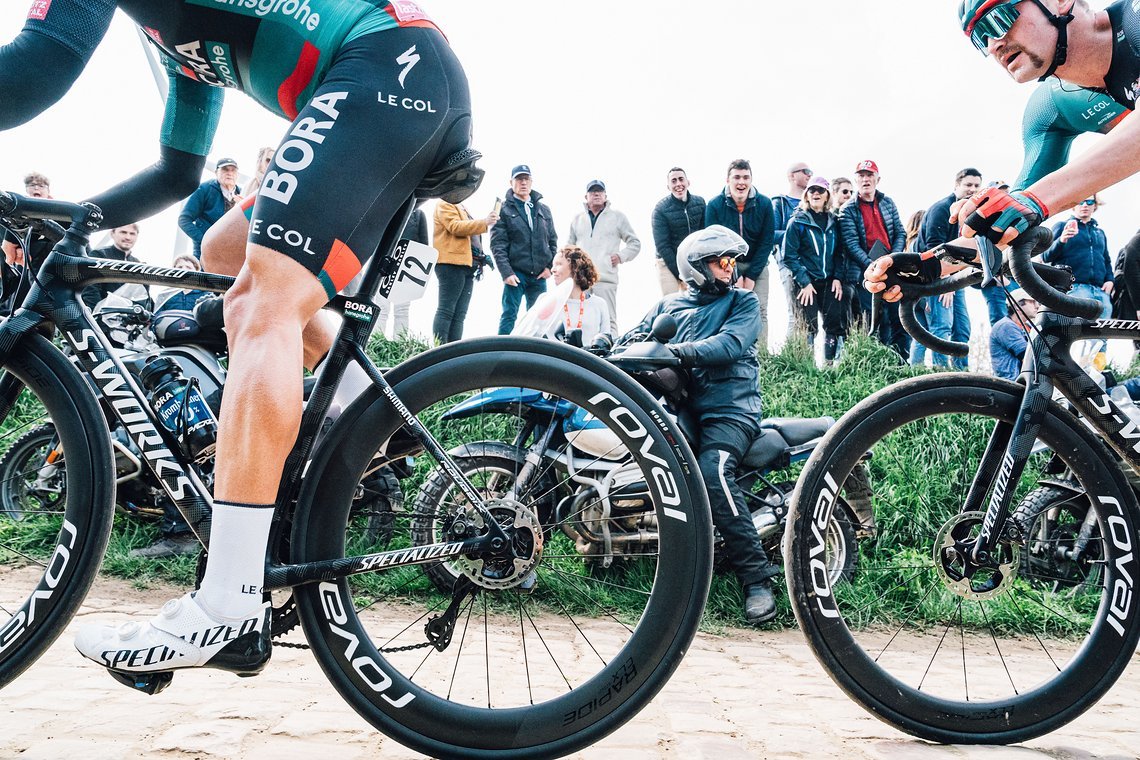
[864,252,952,303]
[955,187,1046,246]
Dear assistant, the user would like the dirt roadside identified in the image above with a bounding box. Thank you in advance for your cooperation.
[0,576,1137,759]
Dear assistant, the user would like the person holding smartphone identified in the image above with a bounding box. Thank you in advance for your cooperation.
[432,199,498,343]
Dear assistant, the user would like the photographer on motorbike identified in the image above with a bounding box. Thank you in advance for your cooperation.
[625,225,780,624]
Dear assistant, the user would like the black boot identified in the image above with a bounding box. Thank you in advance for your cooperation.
[743,581,777,624]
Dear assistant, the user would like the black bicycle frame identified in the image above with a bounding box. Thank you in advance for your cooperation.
[970,312,1140,559]
[0,192,506,589]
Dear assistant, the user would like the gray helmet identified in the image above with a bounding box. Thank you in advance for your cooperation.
[677,225,746,294]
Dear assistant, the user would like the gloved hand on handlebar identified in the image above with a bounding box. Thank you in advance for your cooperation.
[955,186,1048,246]
[863,252,946,303]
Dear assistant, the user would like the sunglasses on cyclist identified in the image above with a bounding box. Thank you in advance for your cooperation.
[967,1,1023,55]
[1079,198,1097,206]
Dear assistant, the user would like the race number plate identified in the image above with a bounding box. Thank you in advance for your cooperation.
[377,239,438,304]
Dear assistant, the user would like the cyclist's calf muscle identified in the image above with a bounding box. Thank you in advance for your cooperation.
[216,245,328,502]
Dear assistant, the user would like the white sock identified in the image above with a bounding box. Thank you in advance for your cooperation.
[196,500,274,621]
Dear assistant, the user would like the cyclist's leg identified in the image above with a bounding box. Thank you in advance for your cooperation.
[201,200,337,371]
[75,25,472,677]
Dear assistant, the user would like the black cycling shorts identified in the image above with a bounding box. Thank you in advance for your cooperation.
[246,26,471,300]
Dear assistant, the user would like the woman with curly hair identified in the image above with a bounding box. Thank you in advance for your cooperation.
[516,245,611,344]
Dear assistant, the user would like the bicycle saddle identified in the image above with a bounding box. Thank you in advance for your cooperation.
[416,147,485,204]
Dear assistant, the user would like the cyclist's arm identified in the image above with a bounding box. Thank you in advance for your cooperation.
[85,63,221,228]
[1013,82,1128,190]
[0,1,115,130]
[1020,109,1138,218]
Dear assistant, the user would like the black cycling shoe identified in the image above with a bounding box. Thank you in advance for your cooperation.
[743,581,777,625]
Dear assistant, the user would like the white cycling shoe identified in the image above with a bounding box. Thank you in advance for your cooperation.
[75,592,271,692]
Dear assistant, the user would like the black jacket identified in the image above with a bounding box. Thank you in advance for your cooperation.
[837,191,906,271]
[651,192,706,278]
[82,245,140,309]
[782,208,844,287]
[917,193,960,251]
[627,288,762,424]
[703,188,775,278]
[490,189,558,279]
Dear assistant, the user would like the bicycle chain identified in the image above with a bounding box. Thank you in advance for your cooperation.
[272,636,432,653]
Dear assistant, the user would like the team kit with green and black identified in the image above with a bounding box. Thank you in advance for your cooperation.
[14,0,472,298]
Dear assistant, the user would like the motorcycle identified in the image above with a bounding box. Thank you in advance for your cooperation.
[0,285,403,546]
[409,315,874,593]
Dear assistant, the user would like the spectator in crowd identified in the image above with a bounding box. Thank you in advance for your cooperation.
[155,254,212,314]
[82,224,141,309]
[1114,231,1140,322]
[781,176,851,364]
[904,210,924,252]
[829,176,860,325]
[242,147,275,196]
[829,177,854,213]
[838,160,908,360]
[990,289,1038,381]
[179,157,242,259]
[2,171,52,266]
[651,167,704,295]
[433,200,497,343]
[567,179,640,333]
[915,168,982,369]
[376,208,429,339]
[519,245,610,345]
[705,158,775,350]
[772,162,815,335]
[1044,195,1113,319]
[491,164,558,334]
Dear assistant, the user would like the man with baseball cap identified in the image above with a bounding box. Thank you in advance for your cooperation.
[913,167,984,369]
[490,164,558,333]
[837,159,908,359]
[567,178,641,332]
[178,156,243,259]
[990,288,1039,380]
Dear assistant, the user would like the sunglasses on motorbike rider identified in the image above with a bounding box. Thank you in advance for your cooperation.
[967,1,1023,54]
[709,256,737,271]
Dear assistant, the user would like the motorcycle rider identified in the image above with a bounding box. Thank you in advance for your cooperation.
[625,225,780,624]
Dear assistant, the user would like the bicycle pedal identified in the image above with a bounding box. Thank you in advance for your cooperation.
[107,668,174,695]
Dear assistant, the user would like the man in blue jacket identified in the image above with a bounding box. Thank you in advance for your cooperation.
[1044,195,1113,318]
[838,160,907,359]
[626,225,780,624]
[704,159,774,350]
[491,164,558,334]
[915,167,983,369]
[177,158,242,259]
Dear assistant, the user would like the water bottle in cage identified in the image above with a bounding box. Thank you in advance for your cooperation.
[138,356,218,461]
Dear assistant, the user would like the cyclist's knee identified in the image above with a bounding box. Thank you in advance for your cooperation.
[224,245,326,338]
[201,206,251,276]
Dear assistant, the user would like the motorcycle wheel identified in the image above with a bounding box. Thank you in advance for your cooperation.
[1011,483,1102,589]
[0,423,62,520]
[751,481,858,584]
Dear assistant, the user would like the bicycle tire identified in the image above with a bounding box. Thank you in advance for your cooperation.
[291,337,712,759]
[0,334,115,687]
[0,422,60,519]
[785,373,1140,744]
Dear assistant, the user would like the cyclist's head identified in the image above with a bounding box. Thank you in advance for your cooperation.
[677,225,746,295]
[960,0,1077,81]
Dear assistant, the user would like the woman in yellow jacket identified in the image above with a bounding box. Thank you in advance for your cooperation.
[433,201,499,343]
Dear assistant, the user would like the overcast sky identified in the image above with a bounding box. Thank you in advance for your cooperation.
[2,1,1137,346]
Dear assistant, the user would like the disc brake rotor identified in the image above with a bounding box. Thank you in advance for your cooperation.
[934,510,1020,600]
